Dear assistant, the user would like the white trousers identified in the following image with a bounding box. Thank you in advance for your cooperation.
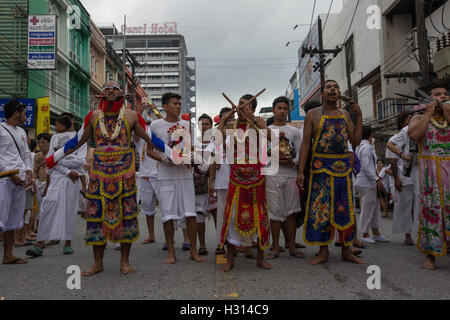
[392,184,414,234]
[357,186,382,233]
[0,179,26,232]
[158,178,196,224]
[38,175,81,241]
[216,189,227,244]
[266,176,301,222]
[139,177,158,216]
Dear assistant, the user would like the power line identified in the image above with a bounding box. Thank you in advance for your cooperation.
[442,0,449,30]
[322,0,334,33]
[307,0,317,45]
[429,0,445,34]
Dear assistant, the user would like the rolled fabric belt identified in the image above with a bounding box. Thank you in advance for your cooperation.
[0,169,19,179]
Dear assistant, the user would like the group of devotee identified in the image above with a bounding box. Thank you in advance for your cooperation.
[0,79,448,275]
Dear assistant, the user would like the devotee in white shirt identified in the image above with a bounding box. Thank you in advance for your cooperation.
[0,99,32,264]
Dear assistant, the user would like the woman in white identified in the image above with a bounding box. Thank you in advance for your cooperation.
[377,159,390,218]
[355,126,390,244]
[385,111,415,245]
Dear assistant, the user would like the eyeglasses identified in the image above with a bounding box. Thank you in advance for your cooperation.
[102,85,122,91]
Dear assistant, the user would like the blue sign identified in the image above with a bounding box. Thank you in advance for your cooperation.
[291,89,305,121]
[0,98,35,127]
[29,32,55,38]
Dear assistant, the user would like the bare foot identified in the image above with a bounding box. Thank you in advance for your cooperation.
[142,237,155,244]
[257,259,273,269]
[2,256,28,264]
[309,252,328,265]
[82,264,104,276]
[120,262,136,275]
[164,255,176,264]
[221,261,234,272]
[422,257,436,270]
[265,249,280,260]
[341,251,365,264]
[190,252,204,262]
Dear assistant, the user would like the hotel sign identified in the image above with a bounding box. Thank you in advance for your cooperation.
[121,22,177,35]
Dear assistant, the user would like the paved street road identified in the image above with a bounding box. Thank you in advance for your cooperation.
[1,209,449,300]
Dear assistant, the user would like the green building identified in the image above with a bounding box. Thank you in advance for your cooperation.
[0,0,91,129]
[0,1,28,99]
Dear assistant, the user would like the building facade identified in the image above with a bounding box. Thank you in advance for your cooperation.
[288,0,449,131]
[100,28,196,116]
[68,0,90,122]
[89,19,106,111]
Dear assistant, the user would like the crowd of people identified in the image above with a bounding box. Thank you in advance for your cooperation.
[0,79,448,276]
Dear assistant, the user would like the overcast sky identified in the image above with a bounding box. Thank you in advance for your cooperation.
[81,0,343,119]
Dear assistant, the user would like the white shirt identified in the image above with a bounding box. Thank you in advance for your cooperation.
[206,141,230,190]
[135,127,157,178]
[355,139,379,188]
[0,123,32,180]
[385,129,413,185]
[150,118,193,181]
[267,124,302,177]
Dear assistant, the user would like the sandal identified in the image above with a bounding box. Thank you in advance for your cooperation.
[182,242,190,251]
[353,241,367,249]
[26,246,43,257]
[63,246,74,255]
[198,247,208,256]
[215,246,226,255]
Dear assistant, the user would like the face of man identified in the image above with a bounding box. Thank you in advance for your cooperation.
[164,97,182,119]
[38,138,50,153]
[17,109,26,126]
[377,161,384,171]
[322,81,341,103]
[102,81,122,102]
[273,102,289,122]
[431,88,449,113]
[238,98,255,118]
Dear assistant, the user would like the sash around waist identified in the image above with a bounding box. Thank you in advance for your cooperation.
[310,153,352,177]
[92,148,135,177]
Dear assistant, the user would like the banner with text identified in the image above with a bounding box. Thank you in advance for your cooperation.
[0,99,35,127]
[36,97,50,135]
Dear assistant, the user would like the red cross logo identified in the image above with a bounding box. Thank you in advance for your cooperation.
[30,16,39,25]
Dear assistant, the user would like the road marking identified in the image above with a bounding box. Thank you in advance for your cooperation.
[216,254,227,265]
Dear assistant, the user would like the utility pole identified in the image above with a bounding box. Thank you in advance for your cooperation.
[415,0,431,85]
[122,14,127,97]
[302,16,342,91]
[317,17,326,91]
